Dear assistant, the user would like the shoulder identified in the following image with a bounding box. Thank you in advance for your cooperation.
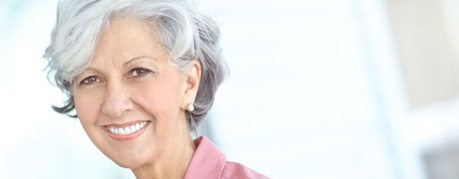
[185,136,270,179]
[222,161,270,179]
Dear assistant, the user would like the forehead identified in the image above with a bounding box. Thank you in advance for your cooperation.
[91,18,167,66]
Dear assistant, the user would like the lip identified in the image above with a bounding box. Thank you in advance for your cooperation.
[104,120,150,141]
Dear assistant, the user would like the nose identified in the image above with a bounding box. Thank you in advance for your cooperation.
[101,83,134,118]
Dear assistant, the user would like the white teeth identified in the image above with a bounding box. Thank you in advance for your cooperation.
[130,125,136,133]
[108,121,147,136]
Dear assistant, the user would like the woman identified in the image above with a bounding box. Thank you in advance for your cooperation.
[43,0,268,178]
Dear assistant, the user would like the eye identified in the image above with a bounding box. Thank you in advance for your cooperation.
[79,75,100,86]
[129,67,153,78]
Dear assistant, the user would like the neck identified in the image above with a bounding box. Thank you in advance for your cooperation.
[132,131,196,179]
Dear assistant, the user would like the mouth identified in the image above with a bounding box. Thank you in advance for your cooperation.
[104,121,150,141]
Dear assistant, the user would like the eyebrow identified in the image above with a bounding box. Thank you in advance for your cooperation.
[124,55,159,67]
[77,56,159,77]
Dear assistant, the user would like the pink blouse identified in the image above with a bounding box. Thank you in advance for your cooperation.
[184,136,269,179]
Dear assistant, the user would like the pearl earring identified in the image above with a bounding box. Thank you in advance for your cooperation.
[186,103,194,112]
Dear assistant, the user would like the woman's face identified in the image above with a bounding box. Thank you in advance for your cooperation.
[73,18,199,168]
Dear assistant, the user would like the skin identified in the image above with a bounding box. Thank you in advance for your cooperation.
[72,18,201,179]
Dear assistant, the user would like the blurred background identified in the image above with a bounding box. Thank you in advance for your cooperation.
[1,0,459,178]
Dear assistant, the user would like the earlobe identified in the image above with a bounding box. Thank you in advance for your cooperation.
[186,103,195,112]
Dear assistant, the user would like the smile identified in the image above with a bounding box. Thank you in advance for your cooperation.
[104,121,150,141]
[108,121,147,135]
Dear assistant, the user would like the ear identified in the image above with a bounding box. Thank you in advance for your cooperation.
[181,60,201,110]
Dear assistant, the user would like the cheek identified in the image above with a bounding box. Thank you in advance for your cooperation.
[74,92,100,125]
[133,84,177,114]
[131,73,186,127]
[139,78,183,109]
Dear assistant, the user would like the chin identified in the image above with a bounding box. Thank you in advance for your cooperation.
[113,161,137,169]
[110,154,150,169]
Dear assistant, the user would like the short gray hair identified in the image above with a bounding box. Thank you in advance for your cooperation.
[43,0,226,130]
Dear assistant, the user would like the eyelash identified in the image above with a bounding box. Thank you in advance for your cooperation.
[78,68,153,86]
[129,67,153,78]
[79,76,100,86]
